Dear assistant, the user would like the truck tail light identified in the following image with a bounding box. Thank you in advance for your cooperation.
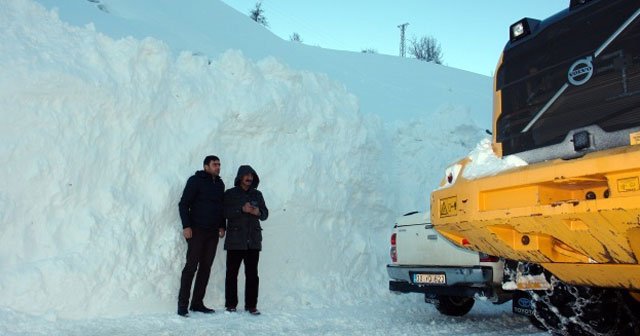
[390,233,397,263]
[479,253,500,263]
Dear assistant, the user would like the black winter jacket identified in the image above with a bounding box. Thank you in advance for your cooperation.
[178,170,225,230]
[224,165,268,250]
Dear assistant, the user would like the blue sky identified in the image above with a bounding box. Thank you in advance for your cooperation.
[220,1,568,76]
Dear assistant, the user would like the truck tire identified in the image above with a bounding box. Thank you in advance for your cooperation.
[434,296,474,316]
[529,275,636,336]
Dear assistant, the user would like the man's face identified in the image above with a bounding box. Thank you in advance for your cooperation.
[204,160,221,176]
[241,173,253,188]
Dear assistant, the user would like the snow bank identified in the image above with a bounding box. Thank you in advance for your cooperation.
[35,0,493,128]
[0,0,381,318]
[390,105,487,210]
[0,0,489,320]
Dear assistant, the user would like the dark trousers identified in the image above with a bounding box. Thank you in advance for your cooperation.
[225,250,260,309]
[178,227,219,308]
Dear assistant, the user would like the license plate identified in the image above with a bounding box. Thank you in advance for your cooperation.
[413,273,446,285]
[439,196,457,218]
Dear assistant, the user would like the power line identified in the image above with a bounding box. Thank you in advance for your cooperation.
[397,23,409,57]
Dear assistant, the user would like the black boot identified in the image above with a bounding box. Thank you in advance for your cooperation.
[246,307,261,315]
[177,306,189,317]
[190,304,215,314]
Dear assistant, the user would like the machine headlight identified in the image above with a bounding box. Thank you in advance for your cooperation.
[511,22,525,39]
[572,130,591,151]
[509,18,540,42]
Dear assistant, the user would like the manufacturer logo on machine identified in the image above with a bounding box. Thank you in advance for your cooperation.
[518,297,532,308]
[513,293,534,316]
[568,56,594,86]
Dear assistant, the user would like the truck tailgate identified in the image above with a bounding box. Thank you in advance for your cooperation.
[395,214,478,266]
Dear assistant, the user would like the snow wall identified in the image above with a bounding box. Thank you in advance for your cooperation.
[0,0,489,318]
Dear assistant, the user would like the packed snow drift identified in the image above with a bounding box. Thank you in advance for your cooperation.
[0,2,544,335]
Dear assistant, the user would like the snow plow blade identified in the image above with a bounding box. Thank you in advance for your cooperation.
[431,144,640,290]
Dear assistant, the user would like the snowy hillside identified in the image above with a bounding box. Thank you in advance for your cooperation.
[0,0,543,335]
[35,0,492,127]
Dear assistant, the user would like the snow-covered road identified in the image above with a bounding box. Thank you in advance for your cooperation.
[1,299,545,336]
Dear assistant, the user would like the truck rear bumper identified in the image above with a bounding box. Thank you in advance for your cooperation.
[389,280,496,298]
[387,264,495,297]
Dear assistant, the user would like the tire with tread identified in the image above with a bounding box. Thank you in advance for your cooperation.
[528,315,547,331]
[530,275,639,336]
[434,296,474,317]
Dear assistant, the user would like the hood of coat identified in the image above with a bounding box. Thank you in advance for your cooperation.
[233,165,260,188]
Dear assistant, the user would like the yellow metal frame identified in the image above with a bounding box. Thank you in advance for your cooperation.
[432,142,640,289]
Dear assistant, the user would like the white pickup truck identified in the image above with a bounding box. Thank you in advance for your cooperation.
[387,211,510,316]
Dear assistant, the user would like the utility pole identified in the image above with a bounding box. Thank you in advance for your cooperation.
[398,23,409,57]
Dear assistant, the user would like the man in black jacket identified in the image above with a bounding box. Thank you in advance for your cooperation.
[177,155,226,317]
[223,165,268,315]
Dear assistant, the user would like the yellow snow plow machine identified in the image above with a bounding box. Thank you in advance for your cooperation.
[431,0,640,334]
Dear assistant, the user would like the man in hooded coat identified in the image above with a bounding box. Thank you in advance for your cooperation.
[223,165,268,315]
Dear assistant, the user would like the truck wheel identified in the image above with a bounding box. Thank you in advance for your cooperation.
[530,275,634,335]
[434,296,474,316]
